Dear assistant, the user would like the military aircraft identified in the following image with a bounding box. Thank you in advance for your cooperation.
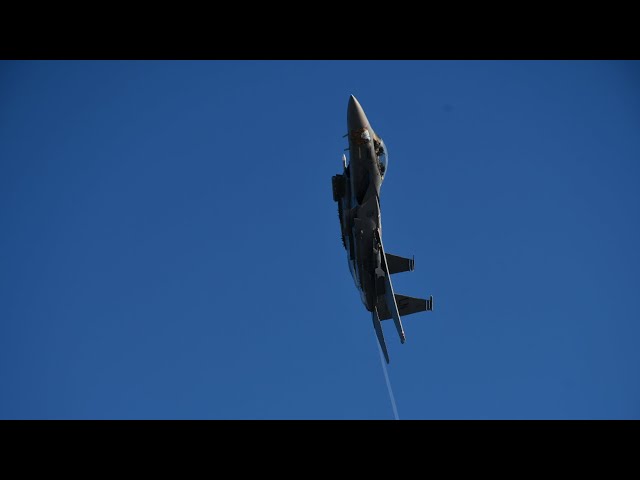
[332,95,433,363]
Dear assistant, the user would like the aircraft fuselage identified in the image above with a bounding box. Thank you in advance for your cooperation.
[340,95,386,312]
[332,95,432,363]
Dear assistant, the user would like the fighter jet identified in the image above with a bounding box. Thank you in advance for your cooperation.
[332,95,433,363]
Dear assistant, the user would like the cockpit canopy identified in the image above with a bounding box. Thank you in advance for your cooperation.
[374,137,388,179]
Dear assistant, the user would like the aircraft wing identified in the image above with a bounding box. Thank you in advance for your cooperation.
[385,253,414,275]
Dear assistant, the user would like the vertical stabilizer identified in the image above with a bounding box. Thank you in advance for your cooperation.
[372,307,390,364]
[376,229,406,344]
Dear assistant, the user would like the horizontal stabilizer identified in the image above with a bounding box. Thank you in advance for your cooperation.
[377,294,433,321]
[386,253,415,274]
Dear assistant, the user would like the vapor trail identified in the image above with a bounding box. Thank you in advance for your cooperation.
[377,343,400,420]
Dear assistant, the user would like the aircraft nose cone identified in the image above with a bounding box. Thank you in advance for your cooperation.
[348,94,370,132]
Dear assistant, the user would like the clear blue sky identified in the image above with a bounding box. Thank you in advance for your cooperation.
[1,60,639,419]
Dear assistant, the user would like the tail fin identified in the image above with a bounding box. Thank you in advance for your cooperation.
[372,307,390,364]
[375,230,406,344]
